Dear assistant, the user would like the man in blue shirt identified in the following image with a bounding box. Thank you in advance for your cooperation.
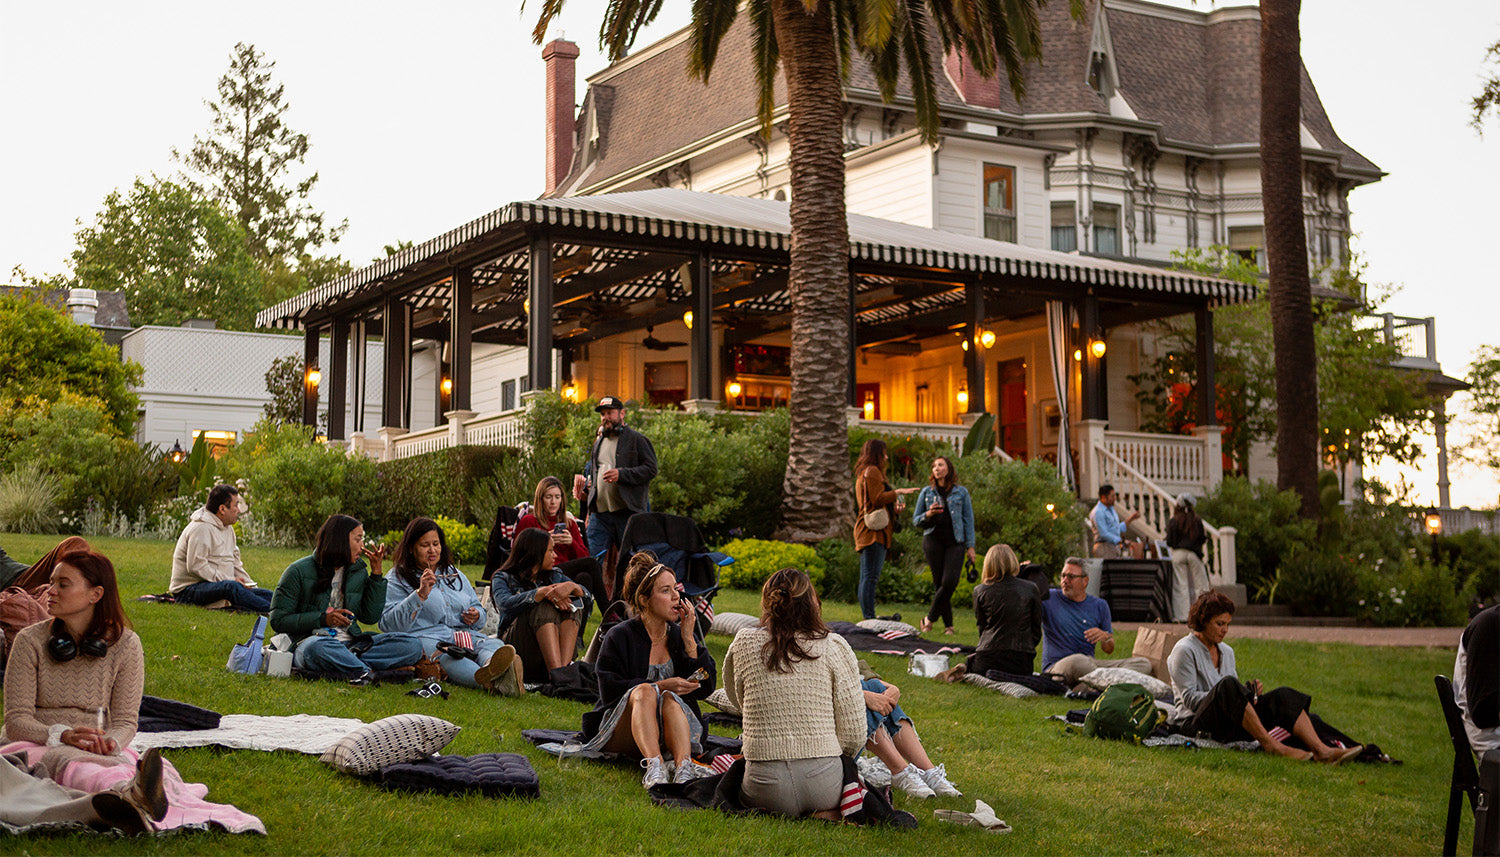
[1090,484,1139,559]
[1040,558,1116,670]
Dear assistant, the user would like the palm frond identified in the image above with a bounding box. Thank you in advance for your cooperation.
[688,0,742,80]
[898,0,941,139]
[747,0,781,134]
[858,0,901,52]
[599,0,667,60]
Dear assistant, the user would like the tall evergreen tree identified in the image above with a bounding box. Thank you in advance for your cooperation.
[176,42,346,266]
[533,0,1076,541]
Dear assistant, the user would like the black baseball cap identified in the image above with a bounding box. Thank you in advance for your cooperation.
[595,395,625,412]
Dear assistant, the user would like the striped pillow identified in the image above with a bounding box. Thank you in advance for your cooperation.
[320,714,460,776]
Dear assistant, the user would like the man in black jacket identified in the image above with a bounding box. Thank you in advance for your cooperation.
[573,396,658,559]
[1457,603,1499,755]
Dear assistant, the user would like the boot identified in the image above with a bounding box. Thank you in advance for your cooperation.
[91,792,152,835]
[125,747,168,821]
[474,644,516,690]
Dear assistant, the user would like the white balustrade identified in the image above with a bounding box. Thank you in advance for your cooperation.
[391,424,452,459]
[1101,430,1205,491]
[464,409,527,448]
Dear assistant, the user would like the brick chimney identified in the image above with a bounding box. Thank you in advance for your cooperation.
[543,39,581,195]
[943,47,1002,109]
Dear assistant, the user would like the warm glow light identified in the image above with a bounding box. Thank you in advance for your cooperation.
[1072,348,1082,362]
[1090,338,1107,359]
[683,310,693,329]
[440,376,453,395]
[305,366,321,387]
[979,329,996,349]
[561,383,578,402]
[167,440,187,464]
[956,386,969,407]
[727,380,743,398]
[961,339,969,351]
[1045,503,1056,514]
[862,391,875,421]
[523,298,531,314]
[1425,510,1444,536]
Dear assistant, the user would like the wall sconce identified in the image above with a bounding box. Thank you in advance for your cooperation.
[305,365,322,388]
[1072,348,1083,362]
[440,376,453,396]
[683,310,693,329]
[863,391,875,421]
[167,440,187,464]
[1089,338,1107,359]
[979,329,996,349]
[727,379,743,398]
[522,298,531,315]
[562,383,579,402]
[956,385,969,407]
[961,339,969,352]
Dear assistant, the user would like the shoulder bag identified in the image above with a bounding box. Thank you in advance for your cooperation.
[859,468,890,530]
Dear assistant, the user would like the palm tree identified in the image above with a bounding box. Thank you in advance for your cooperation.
[531,0,1077,541]
[1259,0,1320,519]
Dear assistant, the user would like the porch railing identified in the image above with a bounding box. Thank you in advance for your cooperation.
[1100,430,1206,496]
[1091,442,1237,586]
[463,409,527,448]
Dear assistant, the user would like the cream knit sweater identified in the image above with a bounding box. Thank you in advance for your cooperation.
[723,627,866,761]
[2,620,144,752]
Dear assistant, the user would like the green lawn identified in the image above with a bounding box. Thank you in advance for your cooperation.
[0,532,1468,855]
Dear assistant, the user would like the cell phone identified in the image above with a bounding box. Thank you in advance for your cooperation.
[554,521,568,533]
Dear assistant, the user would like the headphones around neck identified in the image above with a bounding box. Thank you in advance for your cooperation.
[46,619,109,663]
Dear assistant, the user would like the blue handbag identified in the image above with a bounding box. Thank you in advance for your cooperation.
[226,615,269,674]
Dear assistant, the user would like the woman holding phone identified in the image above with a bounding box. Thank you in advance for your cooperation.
[575,551,717,788]
[516,476,606,612]
[489,528,593,680]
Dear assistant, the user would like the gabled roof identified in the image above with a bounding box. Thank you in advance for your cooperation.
[256,188,1252,329]
[554,0,1380,194]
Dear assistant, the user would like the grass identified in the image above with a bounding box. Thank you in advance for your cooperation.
[0,532,1468,855]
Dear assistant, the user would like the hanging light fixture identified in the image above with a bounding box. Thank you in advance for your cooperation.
[440,376,453,395]
[1072,348,1083,362]
[1089,337,1107,359]
[862,391,875,421]
[727,379,743,398]
[167,440,187,464]
[956,384,969,407]
[979,329,996,349]
[305,365,321,387]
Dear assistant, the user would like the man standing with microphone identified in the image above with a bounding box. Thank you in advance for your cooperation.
[573,396,658,571]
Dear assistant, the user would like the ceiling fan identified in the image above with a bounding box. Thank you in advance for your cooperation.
[641,326,686,351]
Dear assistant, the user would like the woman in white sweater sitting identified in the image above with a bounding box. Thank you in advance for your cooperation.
[723,567,866,819]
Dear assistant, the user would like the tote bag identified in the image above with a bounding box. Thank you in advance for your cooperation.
[226,615,269,674]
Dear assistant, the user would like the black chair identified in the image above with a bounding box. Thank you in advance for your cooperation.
[1437,674,1483,856]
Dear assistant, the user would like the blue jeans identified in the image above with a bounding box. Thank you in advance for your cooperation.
[293,632,425,675]
[862,678,911,739]
[585,509,634,559]
[175,580,273,613]
[858,543,888,620]
[415,634,507,689]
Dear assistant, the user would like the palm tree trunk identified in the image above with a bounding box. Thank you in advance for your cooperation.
[1260,0,1320,520]
[771,0,853,542]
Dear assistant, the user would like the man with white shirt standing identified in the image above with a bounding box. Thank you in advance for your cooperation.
[169,484,272,613]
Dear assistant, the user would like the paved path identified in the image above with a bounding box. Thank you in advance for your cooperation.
[1114,621,1462,648]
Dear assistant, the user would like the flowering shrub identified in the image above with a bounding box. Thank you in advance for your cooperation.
[717,538,825,591]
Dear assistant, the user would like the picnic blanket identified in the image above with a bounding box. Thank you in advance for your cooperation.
[138,696,222,733]
[0,742,265,836]
[827,621,975,657]
[130,714,366,755]
[522,728,742,761]
[647,755,916,828]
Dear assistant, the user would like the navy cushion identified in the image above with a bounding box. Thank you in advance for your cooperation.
[378,753,539,798]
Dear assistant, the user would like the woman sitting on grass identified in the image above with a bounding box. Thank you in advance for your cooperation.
[270,515,425,685]
[940,544,1042,682]
[722,567,866,819]
[1167,591,1363,763]
[489,528,593,681]
[577,552,716,788]
[860,676,962,798]
[379,517,521,694]
[1,548,260,834]
[516,476,607,611]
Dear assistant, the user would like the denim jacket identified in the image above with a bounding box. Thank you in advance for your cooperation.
[912,485,975,548]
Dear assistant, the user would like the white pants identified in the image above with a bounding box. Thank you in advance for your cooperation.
[1170,548,1211,622]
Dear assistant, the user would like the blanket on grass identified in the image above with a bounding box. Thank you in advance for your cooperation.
[647,755,917,829]
[827,621,975,657]
[129,714,366,755]
[0,742,265,836]
[522,728,742,762]
[1052,711,1400,762]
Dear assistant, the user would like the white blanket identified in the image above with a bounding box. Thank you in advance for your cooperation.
[129,714,366,755]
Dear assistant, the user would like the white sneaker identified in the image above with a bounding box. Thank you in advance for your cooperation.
[891,763,936,798]
[640,756,670,788]
[673,759,715,783]
[921,763,962,797]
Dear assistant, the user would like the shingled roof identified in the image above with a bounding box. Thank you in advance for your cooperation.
[554,0,1380,194]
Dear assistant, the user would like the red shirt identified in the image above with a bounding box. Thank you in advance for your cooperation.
[516,513,587,564]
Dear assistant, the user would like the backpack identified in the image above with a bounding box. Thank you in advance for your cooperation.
[1083,682,1164,742]
[0,585,50,665]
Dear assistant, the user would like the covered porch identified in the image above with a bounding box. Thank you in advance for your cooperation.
[257,188,1251,581]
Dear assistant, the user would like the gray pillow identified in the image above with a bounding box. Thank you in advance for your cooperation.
[1078,666,1173,699]
[704,687,742,715]
[320,714,460,776]
[709,612,759,637]
[856,618,922,637]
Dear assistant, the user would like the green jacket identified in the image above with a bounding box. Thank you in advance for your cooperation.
[270,554,389,644]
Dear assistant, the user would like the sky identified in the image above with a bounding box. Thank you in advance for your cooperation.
[2,0,1498,508]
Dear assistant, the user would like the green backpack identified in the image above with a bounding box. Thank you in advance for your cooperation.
[1083,682,1165,742]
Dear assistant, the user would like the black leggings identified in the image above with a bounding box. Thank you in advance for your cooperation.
[557,556,607,616]
[923,534,966,628]
[1186,676,1313,743]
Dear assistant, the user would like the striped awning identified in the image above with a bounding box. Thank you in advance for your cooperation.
[257,187,1252,329]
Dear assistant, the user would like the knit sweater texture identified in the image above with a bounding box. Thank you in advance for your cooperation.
[723,628,866,761]
[2,620,144,750]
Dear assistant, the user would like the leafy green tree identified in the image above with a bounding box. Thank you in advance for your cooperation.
[69,177,264,330]
[176,42,346,266]
[1474,39,1500,133]
[1457,344,1500,471]
[262,354,304,425]
[1134,250,1428,477]
[0,293,140,435]
[533,0,1078,541]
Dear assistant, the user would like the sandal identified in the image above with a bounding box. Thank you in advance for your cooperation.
[943,627,956,636]
[919,617,933,634]
[934,800,1012,833]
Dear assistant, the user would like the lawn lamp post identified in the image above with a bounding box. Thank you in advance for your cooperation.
[1424,507,1443,565]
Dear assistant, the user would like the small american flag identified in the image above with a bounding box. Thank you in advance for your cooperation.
[1267,726,1291,743]
[877,629,910,641]
[453,630,474,649]
[709,754,740,775]
[839,781,866,817]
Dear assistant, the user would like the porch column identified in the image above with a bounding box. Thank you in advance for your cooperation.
[963,278,987,418]
[528,232,554,391]
[449,267,473,414]
[847,265,858,409]
[301,325,319,429]
[328,320,349,441]
[1194,305,1217,428]
[382,295,411,430]
[350,319,367,434]
[684,249,717,409]
[1080,295,1106,422]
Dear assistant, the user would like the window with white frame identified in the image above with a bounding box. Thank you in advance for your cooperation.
[1228,225,1266,271]
[1051,201,1077,252]
[982,164,1017,242]
[1093,203,1120,256]
[501,379,516,411]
